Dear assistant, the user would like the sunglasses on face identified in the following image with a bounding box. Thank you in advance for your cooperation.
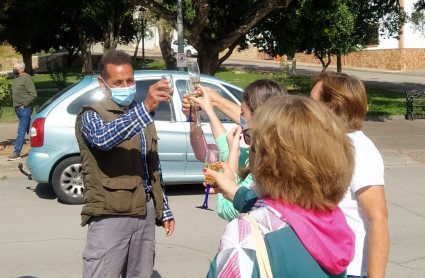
[242,128,251,145]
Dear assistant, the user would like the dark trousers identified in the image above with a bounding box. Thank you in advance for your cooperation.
[14,107,32,155]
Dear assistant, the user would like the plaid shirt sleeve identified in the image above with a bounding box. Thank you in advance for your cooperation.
[81,102,153,151]
[159,159,174,222]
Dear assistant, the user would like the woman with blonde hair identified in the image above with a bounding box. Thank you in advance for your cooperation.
[212,72,389,278]
[205,95,355,277]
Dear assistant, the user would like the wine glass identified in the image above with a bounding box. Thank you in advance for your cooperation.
[186,80,202,127]
[196,149,223,211]
[187,62,200,87]
[161,74,176,123]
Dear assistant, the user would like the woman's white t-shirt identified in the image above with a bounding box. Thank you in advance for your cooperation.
[340,131,385,276]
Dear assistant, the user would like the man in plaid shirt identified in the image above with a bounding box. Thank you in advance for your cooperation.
[76,50,174,278]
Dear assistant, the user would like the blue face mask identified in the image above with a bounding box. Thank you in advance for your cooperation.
[103,80,136,106]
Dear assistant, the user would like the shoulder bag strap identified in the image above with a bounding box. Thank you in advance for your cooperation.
[241,213,274,278]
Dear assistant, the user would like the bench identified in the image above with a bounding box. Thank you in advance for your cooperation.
[405,90,425,121]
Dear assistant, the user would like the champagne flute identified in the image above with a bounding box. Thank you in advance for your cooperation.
[196,149,223,211]
[187,62,200,87]
[186,80,201,127]
[161,74,176,123]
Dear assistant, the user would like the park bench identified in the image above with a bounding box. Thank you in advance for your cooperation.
[405,90,425,120]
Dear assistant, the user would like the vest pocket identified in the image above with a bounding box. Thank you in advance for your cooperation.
[103,177,138,213]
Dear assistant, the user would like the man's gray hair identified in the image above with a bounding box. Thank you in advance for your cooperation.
[14,61,25,70]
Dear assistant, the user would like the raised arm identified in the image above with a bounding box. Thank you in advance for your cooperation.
[204,87,241,124]
[190,85,227,139]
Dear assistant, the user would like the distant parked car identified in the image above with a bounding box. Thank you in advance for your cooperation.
[26,71,242,204]
[171,40,198,57]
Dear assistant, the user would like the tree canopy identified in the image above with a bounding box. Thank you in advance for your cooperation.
[133,0,293,75]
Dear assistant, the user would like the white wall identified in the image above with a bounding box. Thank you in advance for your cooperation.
[404,0,425,48]
[131,26,160,50]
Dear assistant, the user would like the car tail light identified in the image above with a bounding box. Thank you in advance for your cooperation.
[30,118,46,147]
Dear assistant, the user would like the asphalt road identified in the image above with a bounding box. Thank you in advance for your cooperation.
[221,59,425,93]
[1,165,424,278]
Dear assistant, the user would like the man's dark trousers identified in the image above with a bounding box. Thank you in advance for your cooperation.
[14,107,32,155]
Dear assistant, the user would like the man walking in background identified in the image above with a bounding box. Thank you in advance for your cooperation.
[8,61,37,161]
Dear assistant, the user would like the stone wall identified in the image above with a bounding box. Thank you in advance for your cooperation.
[220,45,274,60]
[293,49,425,71]
[0,53,102,72]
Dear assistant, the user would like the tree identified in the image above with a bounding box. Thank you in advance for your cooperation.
[0,0,61,75]
[131,8,155,63]
[132,0,293,75]
[252,0,405,73]
[409,10,425,38]
[157,18,177,70]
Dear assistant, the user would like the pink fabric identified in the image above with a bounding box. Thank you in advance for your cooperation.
[190,135,218,163]
[263,198,355,274]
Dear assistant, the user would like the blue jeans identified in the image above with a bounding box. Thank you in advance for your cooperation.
[14,107,32,155]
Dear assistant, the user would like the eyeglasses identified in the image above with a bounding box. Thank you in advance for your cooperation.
[242,128,251,145]
[240,113,251,129]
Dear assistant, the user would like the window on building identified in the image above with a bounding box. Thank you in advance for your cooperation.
[367,24,380,47]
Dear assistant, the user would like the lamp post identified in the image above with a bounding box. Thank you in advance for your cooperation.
[139,7,147,70]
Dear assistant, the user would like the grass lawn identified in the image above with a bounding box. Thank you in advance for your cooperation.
[1,61,418,123]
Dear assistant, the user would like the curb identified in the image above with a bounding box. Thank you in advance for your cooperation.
[364,115,406,121]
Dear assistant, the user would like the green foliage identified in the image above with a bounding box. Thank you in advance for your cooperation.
[252,0,405,70]
[410,10,425,38]
[0,74,12,119]
[47,59,69,90]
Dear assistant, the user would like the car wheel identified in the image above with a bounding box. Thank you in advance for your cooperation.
[52,156,84,204]
[186,50,192,57]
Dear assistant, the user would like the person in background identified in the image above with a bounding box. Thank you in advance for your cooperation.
[205,95,355,277]
[211,72,389,278]
[75,50,175,278]
[8,61,37,161]
[182,80,288,220]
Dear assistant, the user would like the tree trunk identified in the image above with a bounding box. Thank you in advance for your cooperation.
[198,50,220,76]
[20,48,34,76]
[337,54,342,73]
[67,46,80,68]
[157,18,176,70]
[133,35,142,63]
[290,53,297,76]
[317,52,331,72]
[78,28,93,75]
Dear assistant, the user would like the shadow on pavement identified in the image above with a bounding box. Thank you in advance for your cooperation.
[17,276,37,278]
[165,183,207,197]
[26,183,57,200]
[151,270,162,278]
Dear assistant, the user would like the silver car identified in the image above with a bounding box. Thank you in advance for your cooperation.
[26,71,242,204]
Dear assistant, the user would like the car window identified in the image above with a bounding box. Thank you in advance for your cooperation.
[67,86,104,115]
[38,82,79,114]
[134,79,171,121]
[67,80,171,121]
[175,80,237,123]
[222,85,242,102]
[173,41,178,45]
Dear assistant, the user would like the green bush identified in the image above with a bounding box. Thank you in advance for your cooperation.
[47,58,69,90]
[0,74,13,119]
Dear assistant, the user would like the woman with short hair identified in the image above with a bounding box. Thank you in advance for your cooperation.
[311,72,389,278]
[205,95,356,277]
